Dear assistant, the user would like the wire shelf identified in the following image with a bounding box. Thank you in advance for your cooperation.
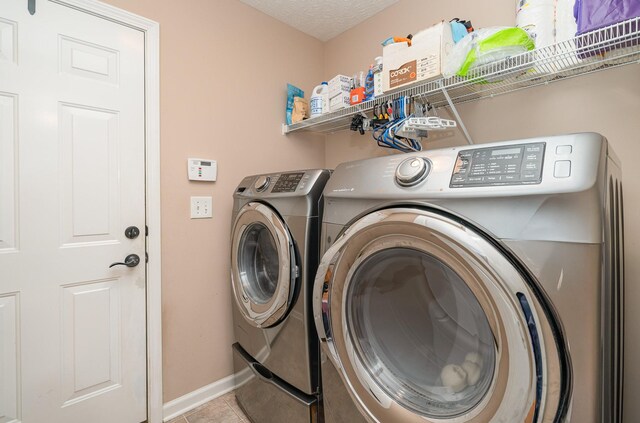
[283,17,640,135]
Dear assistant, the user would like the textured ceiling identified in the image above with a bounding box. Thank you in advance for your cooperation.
[239,0,399,41]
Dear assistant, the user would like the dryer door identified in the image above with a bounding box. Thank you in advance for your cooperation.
[313,208,568,423]
[232,202,298,328]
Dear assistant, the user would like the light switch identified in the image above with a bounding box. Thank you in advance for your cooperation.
[190,196,212,218]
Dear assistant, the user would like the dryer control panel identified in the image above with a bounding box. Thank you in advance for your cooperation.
[271,172,305,193]
[450,142,546,187]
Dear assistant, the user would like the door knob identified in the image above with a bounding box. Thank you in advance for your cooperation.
[125,226,140,239]
[109,254,141,268]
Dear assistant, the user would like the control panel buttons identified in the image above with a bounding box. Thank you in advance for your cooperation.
[450,142,546,187]
[554,160,571,178]
[556,145,573,155]
[254,175,271,192]
[395,157,431,187]
[272,172,305,193]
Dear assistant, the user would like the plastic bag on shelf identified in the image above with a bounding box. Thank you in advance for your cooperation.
[574,0,640,62]
[291,97,308,124]
[574,0,640,35]
[285,84,304,125]
[443,27,535,78]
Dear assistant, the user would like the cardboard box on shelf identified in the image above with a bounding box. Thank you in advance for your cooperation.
[382,21,454,92]
[328,74,351,85]
[329,93,350,112]
[329,83,352,98]
[328,74,352,97]
[350,87,365,105]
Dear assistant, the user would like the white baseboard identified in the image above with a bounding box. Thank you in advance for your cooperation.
[162,374,236,421]
[162,370,253,422]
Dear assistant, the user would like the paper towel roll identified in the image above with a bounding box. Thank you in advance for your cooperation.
[555,0,578,43]
[553,0,583,72]
[517,0,556,49]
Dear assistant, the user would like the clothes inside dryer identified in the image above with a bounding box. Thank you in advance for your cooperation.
[238,222,281,304]
[346,248,496,418]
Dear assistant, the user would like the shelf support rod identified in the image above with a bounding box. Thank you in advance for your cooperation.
[438,81,473,145]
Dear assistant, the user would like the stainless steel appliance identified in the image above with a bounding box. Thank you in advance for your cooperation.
[314,133,623,423]
[231,169,330,423]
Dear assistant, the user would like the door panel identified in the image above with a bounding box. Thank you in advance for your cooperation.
[59,36,119,85]
[0,294,19,423]
[0,1,146,422]
[0,18,17,65]
[59,103,119,245]
[61,279,121,406]
[0,93,17,251]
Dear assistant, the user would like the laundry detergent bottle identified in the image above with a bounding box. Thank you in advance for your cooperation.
[310,82,329,118]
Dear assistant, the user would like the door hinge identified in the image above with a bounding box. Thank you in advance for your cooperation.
[145,225,149,236]
[145,252,149,263]
[28,0,36,15]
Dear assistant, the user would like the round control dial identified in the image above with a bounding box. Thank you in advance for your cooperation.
[395,157,431,187]
[254,175,271,192]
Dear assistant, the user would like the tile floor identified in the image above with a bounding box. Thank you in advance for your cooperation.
[167,391,249,423]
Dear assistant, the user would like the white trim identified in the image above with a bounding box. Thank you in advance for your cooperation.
[51,1,163,422]
[163,370,252,422]
[162,375,235,422]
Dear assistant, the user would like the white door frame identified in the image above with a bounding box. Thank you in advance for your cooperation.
[48,1,163,422]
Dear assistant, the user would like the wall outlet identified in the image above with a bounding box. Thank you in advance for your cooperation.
[190,196,212,218]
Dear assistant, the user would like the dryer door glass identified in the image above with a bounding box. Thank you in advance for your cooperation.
[238,222,280,304]
[347,247,495,418]
[231,202,295,328]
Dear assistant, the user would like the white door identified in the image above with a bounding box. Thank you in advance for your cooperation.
[0,1,147,422]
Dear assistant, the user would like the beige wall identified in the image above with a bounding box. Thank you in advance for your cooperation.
[102,0,325,402]
[323,1,640,422]
[99,0,639,417]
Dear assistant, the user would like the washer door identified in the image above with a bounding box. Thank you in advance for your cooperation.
[313,208,567,423]
[232,202,298,328]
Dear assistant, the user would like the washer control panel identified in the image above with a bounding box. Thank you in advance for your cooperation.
[450,142,546,188]
[271,172,304,193]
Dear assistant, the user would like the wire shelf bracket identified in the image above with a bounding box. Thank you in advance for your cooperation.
[439,80,473,145]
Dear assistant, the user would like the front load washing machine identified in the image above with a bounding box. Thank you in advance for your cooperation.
[231,169,330,423]
[313,133,624,423]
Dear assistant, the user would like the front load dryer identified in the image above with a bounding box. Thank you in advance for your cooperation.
[231,169,330,423]
[313,133,623,423]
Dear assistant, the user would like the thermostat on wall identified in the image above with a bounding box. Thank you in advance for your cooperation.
[188,158,217,181]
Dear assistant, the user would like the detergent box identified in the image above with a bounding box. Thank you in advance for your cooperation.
[328,74,353,98]
[382,21,454,92]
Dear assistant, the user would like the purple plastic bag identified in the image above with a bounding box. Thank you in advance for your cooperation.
[574,0,640,34]
[573,0,639,57]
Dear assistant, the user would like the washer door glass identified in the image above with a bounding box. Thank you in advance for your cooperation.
[347,247,496,418]
[238,222,280,304]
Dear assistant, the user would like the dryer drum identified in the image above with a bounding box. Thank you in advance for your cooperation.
[314,207,567,423]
